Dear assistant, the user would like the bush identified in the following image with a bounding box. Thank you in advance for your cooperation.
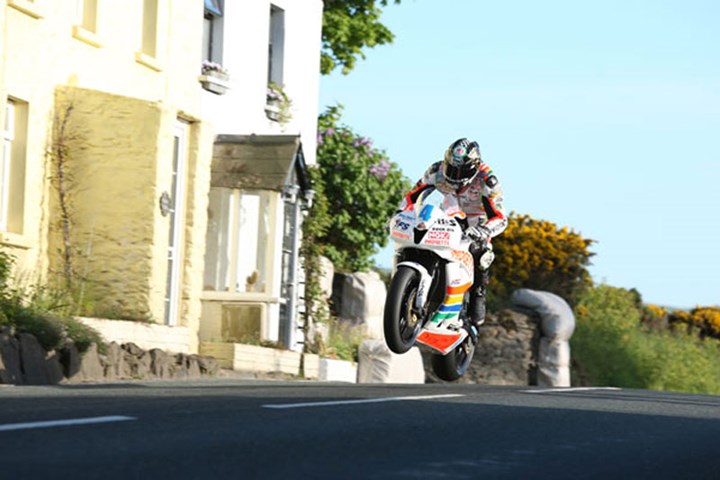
[571,284,720,394]
[11,306,65,351]
[490,213,595,308]
[0,248,103,353]
[669,306,720,339]
[318,319,365,362]
[313,105,411,272]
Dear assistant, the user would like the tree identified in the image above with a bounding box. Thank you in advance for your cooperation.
[309,105,411,271]
[321,0,401,75]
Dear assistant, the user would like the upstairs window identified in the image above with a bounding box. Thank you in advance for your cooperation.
[202,0,224,64]
[77,0,98,33]
[1,99,27,235]
[136,0,162,70]
[73,0,102,47]
[141,0,159,58]
[268,5,285,85]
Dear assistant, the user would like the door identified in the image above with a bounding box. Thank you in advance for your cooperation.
[164,120,189,325]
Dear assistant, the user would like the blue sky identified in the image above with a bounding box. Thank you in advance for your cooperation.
[317,0,720,308]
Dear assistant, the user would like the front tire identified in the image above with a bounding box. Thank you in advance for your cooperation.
[431,336,476,381]
[383,266,423,354]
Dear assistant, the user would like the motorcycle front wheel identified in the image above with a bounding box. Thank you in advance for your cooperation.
[383,266,423,354]
[431,335,476,381]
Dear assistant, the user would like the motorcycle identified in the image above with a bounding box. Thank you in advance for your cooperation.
[384,187,493,381]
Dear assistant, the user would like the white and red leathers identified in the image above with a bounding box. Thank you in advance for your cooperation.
[400,160,507,240]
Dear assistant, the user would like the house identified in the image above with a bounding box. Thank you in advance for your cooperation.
[0,0,323,355]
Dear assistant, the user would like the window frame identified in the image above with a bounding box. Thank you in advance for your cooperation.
[203,188,274,297]
[268,4,285,86]
[135,0,163,71]
[202,0,224,66]
[0,99,27,240]
[72,0,102,48]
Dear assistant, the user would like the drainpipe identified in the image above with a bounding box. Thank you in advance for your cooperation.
[283,185,301,349]
[282,186,315,350]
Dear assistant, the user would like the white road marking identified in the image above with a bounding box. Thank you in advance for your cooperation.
[522,387,622,394]
[262,394,465,409]
[0,415,137,432]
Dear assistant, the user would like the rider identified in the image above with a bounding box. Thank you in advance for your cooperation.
[401,138,507,328]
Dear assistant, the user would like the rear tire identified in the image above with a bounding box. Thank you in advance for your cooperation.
[431,336,476,381]
[383,266,423,354]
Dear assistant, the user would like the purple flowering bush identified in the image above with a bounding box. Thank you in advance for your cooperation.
[306,105,410,271]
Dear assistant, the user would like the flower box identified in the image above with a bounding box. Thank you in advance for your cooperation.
[199,72,230,95]
[200,61,230,95]
[265,99,281,121]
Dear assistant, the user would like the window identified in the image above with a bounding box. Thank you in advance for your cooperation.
[77,0,98,33]
[202,0,224,64]
[141,0,159,58]
[1,100,27,235]
[73,0,101,47]
[135,0,162,70]
[268,5,285,85]
[204,188,271,294]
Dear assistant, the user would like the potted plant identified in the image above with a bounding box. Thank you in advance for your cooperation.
[199,60,230,95]
[265,81,292,123]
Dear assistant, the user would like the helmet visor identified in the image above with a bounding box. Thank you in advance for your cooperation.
[444,162,478,185]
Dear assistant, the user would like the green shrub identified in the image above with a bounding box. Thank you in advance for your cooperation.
[0,248,103,353]
[11,306,65,351]
[63,316,103,353]
[572,284,720,394]
[321,319,365,362]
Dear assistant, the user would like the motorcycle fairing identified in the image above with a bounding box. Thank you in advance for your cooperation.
[416,329,468,355]
[416,261,473,355]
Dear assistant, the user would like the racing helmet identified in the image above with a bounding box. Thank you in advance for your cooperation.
[442,138,482,188]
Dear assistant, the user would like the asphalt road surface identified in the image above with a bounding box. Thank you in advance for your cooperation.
[1,379,719,479]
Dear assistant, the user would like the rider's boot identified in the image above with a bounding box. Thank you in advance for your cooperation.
[469,287,486,328]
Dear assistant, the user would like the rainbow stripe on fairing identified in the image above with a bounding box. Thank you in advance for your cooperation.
[431,283,471,324]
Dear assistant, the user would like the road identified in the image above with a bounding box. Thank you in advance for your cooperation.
[1,379,719,479]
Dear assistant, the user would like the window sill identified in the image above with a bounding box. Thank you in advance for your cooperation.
[8,0,43,18]
[200,291,279,304]
[134,51,162,72]
[72,25,103,48]
[0,232,32,250]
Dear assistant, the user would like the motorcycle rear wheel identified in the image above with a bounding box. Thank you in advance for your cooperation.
[383,266,423,354]
[431,335,476,381]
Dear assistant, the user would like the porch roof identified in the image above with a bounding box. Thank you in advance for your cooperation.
[211,134,310,192]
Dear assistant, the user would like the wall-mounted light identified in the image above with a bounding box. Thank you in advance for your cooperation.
[303,189,315,210]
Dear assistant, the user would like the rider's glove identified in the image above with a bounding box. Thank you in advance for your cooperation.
[466,225,491,243]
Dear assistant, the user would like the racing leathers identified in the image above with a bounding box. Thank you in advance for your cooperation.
[400,160,507,326]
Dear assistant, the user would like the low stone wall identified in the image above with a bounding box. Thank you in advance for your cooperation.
[0,328,220,386]
[423,309,540,384]
[78,317,191,354]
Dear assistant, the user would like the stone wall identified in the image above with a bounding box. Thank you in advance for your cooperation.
[423,309,540,384]
[333,270,546,385]
[0,328,220,386]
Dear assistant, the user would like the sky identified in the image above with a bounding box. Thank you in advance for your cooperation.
[317,0,720,309]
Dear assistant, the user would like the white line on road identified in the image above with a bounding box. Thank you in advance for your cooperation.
[522,387,622,394]
[0,415,137,432]
[262,394,465,409]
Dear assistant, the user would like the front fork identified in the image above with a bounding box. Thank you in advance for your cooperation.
[395,261,433,317]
